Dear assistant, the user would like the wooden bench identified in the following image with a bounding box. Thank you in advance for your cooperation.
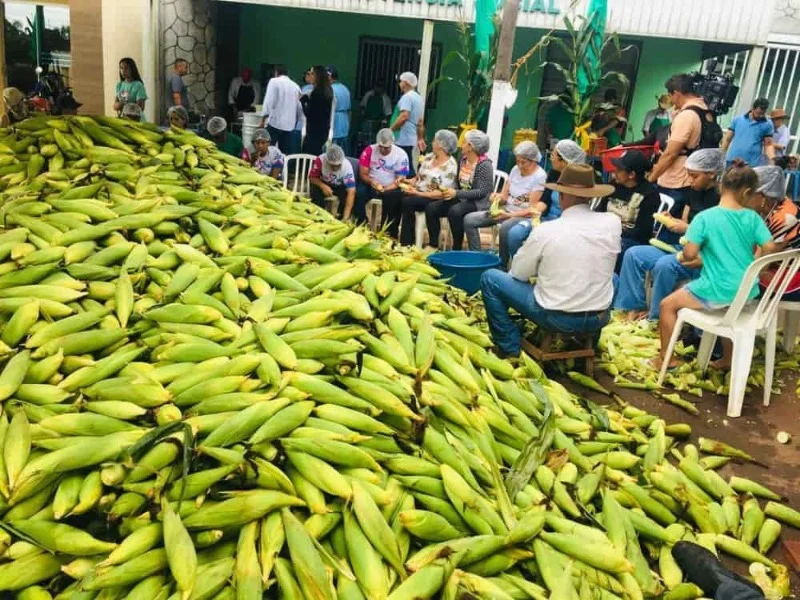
[521,331,596,376]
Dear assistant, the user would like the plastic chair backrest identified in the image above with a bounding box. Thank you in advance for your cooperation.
[494,170,509,194]
[720,248,800,330]
[346,157,360,183]
[282,153,316,195]
[654,193,677,236]
[658,193,675,214]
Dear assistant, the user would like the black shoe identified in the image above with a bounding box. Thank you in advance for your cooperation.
[672,541,764,598]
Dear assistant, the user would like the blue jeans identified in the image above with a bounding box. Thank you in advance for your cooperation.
[268,126,294,154]
[614,246,700,320]
[333,136,350,156]
[505,221,532,267]
[481,269,611,355]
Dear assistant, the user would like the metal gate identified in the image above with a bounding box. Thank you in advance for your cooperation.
[715,44,800,153]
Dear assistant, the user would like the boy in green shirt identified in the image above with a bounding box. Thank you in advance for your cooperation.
[654,166,776,370]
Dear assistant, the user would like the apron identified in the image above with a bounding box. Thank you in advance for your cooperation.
[235,84,256,111]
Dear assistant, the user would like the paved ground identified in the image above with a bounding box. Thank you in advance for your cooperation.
[558,368,800,594]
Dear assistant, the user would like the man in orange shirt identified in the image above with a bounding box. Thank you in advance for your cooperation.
[647,74,710,244]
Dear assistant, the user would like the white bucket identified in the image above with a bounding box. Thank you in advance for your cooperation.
[242,112,262,152]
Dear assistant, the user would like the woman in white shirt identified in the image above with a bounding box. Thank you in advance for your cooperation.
[463,141,547,260]
[398,130,459,246]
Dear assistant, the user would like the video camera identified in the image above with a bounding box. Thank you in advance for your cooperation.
[690,59,739,116]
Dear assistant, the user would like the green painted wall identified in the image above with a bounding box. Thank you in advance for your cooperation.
[626,38,703,139]
[238,5,703,152]
[238,5,545,150]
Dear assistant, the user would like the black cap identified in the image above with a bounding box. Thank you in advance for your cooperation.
[611,150,650,175]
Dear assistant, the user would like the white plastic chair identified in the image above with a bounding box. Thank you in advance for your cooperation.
[487,170,509,250]
[644,193,679,306]
[657,249,800,417]
[282,154,315,196]
[653,193,676,237]
[779,301,800,352]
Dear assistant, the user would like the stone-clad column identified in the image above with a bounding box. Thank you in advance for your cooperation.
[160,0,216,117]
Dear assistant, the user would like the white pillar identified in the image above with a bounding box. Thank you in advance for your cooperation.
[418,20,435,112]
[487,81,511,165]
[416,20,435,164]
[141,0,157,123]
[735,46,766,115]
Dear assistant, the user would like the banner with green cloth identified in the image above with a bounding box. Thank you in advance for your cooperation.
[576,0,607,97]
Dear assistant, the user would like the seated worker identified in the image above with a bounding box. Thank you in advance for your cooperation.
[594,150,661,271]
[614,148,724,321]
[503,139,587,266]
[463,140,547,263]
[480,164,619,357]
[167,105,189,130]
[250,128,284,179]
[207,116,245,159]
[121,103,143,122]
[309,144,357,220]
[655,165,775,371]
[357,128,410,234]
[751,166,800,301]
[398,129,459,247]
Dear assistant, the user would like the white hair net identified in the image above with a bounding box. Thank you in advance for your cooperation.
[376,128,395,147]
[433,129,458,155]
[514,140,542,163]
[399,72,418,87]
[167,105,189,124]
[555,140,586,165]
[252,128,270,142]
[325,144,345,164]
[754,166,786,200]
[685,148,725,174]
[464,129,491,155]
[121,103,142,119]
[207,116,227,136]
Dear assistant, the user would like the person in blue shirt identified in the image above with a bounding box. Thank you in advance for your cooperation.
[721,98,776,167]
[390,72,426,176]
[327,66,351,156]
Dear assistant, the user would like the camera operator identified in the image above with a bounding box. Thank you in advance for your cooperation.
[721,98,776,167]
[647,74,709,216]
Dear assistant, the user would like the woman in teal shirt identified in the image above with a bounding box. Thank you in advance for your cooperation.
[114,58,148,116]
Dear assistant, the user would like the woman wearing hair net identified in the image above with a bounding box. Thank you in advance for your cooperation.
[463,141,547,261]
[166,105,189,130]
[250,128,284,179]
[751,166,800,304]
[614,148,723,322]
[357,128,410,233]
[397,129,458,246]
[501,139,586,266]
[207,116,245,158]
[425,129,495,250]
[309,144,357,220]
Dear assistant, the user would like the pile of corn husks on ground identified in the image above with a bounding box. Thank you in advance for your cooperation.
[596,317,800,415]
[0,115,798,600]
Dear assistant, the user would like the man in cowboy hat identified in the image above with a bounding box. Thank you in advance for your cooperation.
[770,108,791,158]
[480,164,621,357]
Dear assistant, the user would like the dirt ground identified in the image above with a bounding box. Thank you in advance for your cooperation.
[557,367,800,594]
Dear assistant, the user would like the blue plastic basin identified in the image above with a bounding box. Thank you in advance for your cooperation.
[428,251,501,294]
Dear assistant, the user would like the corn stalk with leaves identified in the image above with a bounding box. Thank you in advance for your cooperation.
[537,14,634,133]
[429,16,500,127]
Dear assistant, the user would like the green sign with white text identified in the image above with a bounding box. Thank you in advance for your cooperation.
[388,0,559,12]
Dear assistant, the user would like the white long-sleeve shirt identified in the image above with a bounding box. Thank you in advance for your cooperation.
[261,75,302,132]
[510,203,621,312]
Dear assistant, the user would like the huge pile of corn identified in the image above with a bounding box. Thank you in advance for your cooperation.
[0,115,797,600]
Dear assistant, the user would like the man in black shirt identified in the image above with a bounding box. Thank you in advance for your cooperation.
[614,149,724,321]
[595,150,661,271]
